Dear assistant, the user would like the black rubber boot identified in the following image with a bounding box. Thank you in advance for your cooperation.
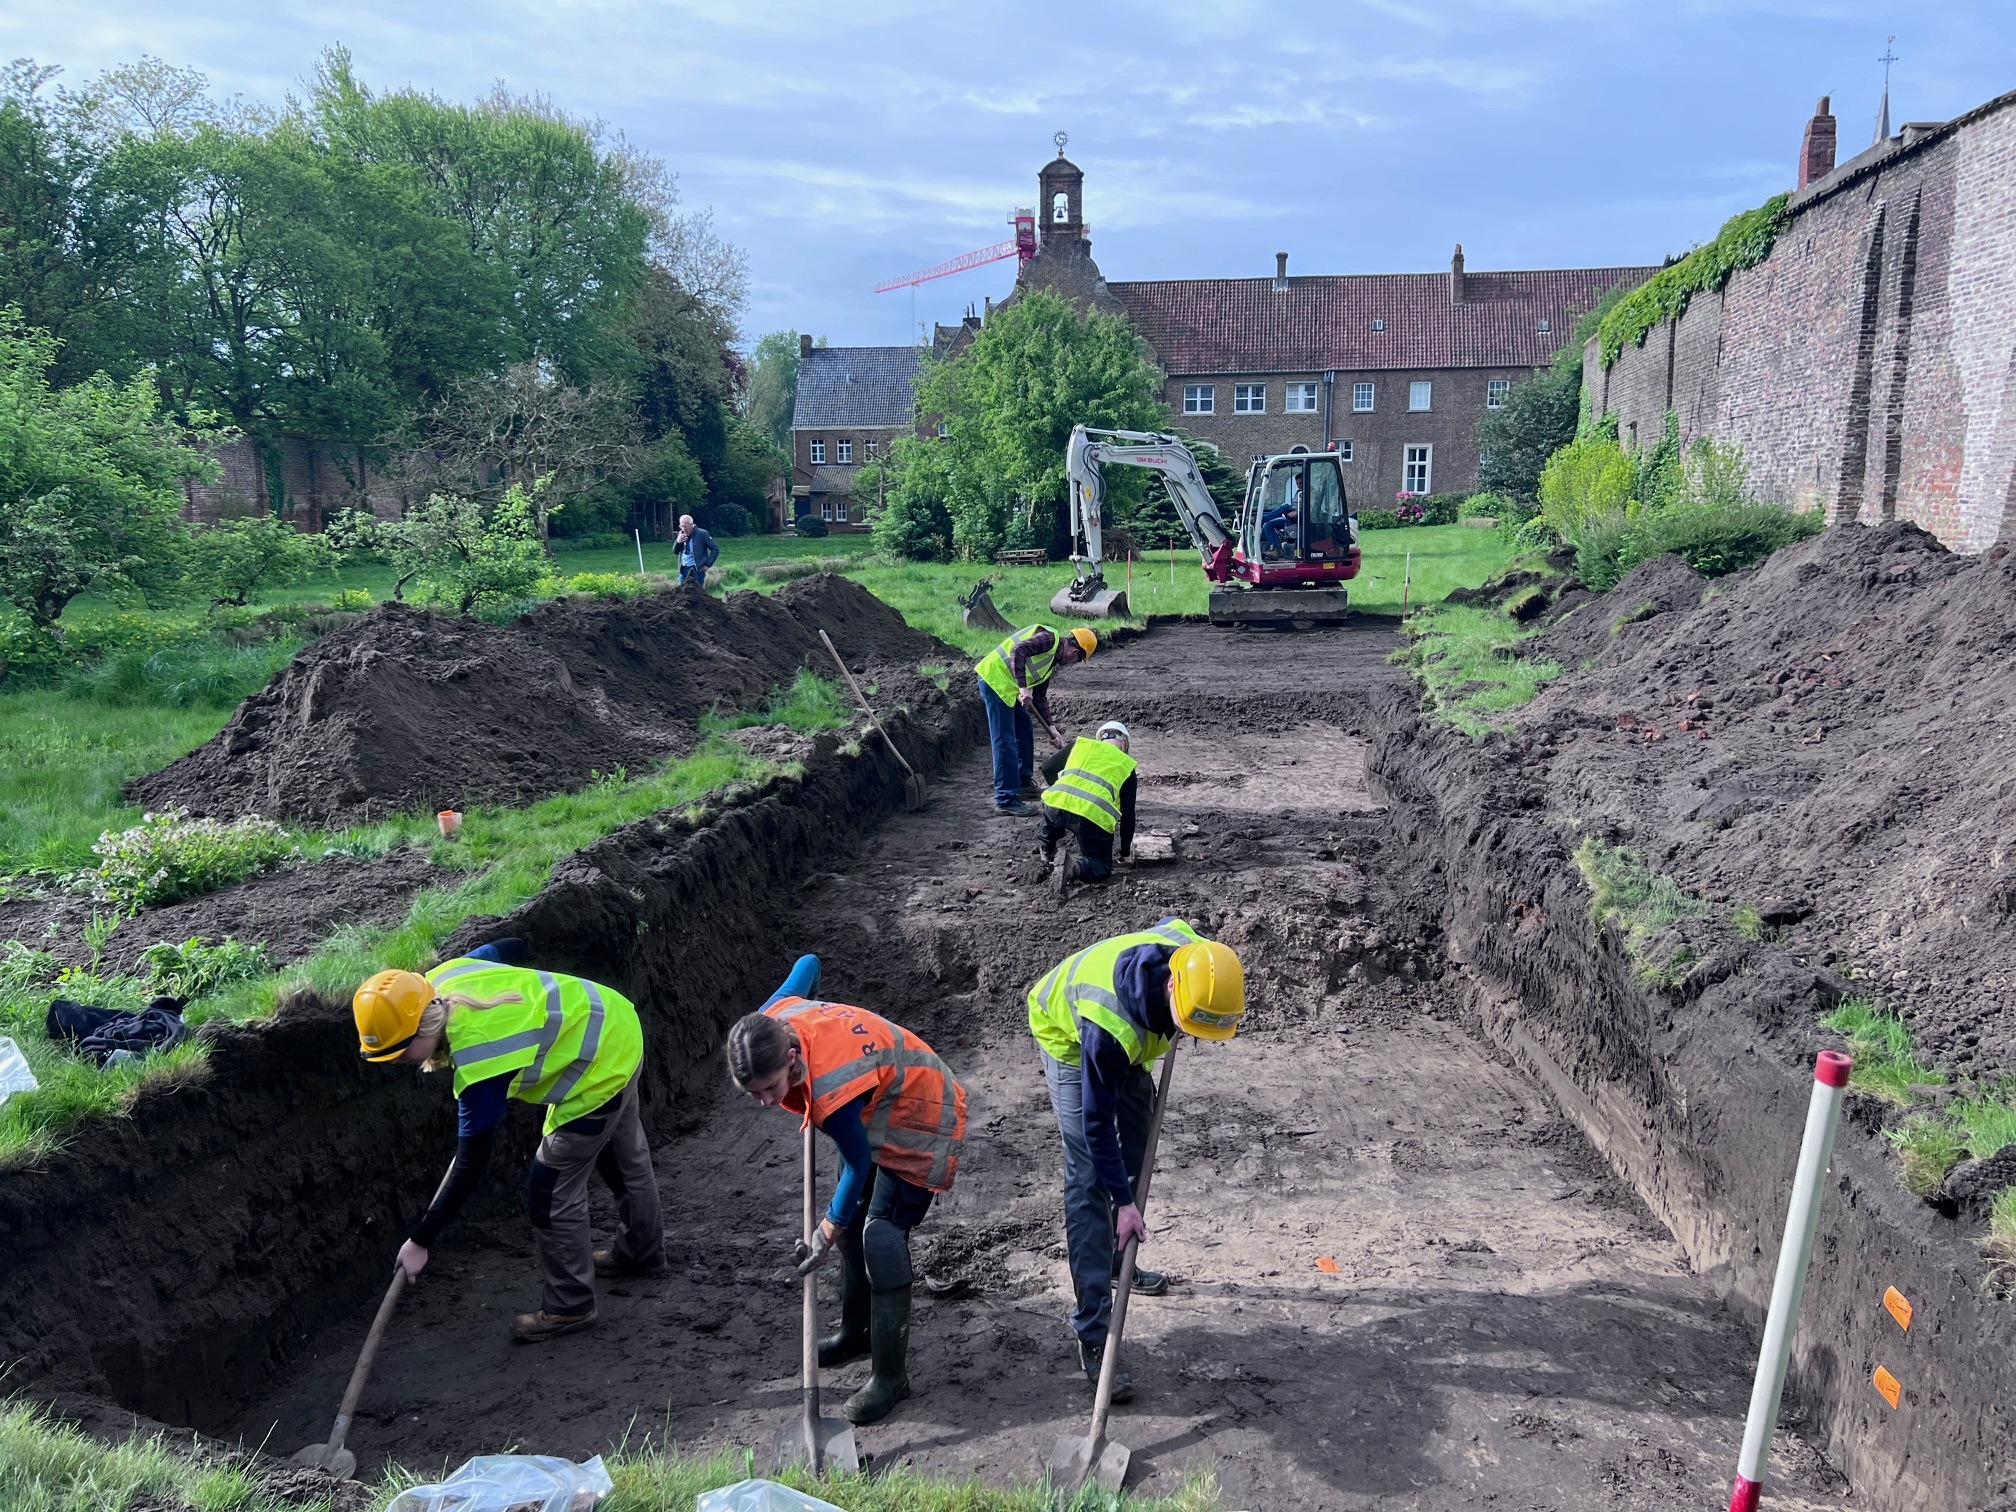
[818,1244,871,1367]
[844,1287,912,1424]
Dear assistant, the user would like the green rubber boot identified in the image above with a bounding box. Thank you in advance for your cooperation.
[818,1244,871,1367]
[843,1287,912,1425]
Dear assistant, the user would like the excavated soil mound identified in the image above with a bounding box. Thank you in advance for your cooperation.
[130,577,952,826]
[1503,522,2016,1073]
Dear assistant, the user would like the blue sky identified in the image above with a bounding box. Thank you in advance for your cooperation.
[7,2,2012,349]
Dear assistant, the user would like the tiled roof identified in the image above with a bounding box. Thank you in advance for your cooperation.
[791,346,922,430]
[1106,266,1659,374]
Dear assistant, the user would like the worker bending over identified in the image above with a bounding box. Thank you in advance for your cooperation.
[728,955,968,1425]
[353,942,663,1343]
[1041,720,1137,894]
[1028,920,1244,1399]
[974,623,1097,817]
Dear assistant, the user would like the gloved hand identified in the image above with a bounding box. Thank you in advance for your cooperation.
[790,1220,839,1277]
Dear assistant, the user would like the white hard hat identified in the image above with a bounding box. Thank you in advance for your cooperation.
[1095,720,1130,747]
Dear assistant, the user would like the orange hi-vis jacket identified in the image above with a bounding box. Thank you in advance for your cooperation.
[764,996,968,1192]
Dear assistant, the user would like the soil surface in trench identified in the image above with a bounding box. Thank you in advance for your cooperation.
[233,625,1854,1511]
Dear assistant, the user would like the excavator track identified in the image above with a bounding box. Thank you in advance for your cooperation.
[1208,585,1352,628]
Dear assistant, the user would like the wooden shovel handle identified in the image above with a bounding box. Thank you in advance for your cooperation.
[818,630,920,780]
[328,1265,407,1446]
[1086,1038,1179,1444]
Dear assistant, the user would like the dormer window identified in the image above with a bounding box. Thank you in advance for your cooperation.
[1538,319,1551,333]
[1371,318,1385,332]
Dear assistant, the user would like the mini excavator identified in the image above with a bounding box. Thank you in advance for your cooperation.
[1048,426,1361,627]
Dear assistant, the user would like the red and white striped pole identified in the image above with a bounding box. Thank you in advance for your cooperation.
[1727,1049,1853,1512]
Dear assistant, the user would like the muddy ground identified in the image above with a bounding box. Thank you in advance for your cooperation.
[230,626,1853,1511]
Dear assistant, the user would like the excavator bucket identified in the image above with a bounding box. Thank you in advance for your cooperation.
[959,578,1015,633]
[1050,576,1130,620]
[1208,585,1351,628]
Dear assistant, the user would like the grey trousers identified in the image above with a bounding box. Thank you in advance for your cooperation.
[524,1071,663,1315]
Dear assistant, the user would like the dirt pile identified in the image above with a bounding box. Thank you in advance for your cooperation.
[130,576,955,827]
[1506,523,2016,1072]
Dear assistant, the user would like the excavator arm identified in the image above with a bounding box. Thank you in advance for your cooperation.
[1053,427,1236,617]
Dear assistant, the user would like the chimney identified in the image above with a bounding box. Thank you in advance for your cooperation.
[1798,96,1837,189]
[1449,243,1466,305]
[798,333,813,361]
[1273,252,1289,291]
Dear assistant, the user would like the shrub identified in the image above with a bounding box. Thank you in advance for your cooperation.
[1617,500,1823,582]
[794,512,830,539]
[1416,492,1465,526]
[1357,507,1402,530]
[137,936,274,999]
[562,571,660,602]
[1538,437,1636,540]
[91,810,297,911]
[64,637,303,709]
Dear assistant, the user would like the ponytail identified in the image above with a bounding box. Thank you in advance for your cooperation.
[419,989,522,1072]
[727,1013,793,1087]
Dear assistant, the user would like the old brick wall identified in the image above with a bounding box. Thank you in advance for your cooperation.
[182,436,408,530]
[1591,88,2016,549]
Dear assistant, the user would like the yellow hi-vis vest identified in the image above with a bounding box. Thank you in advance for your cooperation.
[1026,918,1202,1068]
[426,959,643,1134]
[974,625,1060,706]
[1042,736,1137,834]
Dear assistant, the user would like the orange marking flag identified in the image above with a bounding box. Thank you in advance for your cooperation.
[1872,1366,1902,1410]
[1315,1256,1340,1274]
[1882,1286,1913,1331]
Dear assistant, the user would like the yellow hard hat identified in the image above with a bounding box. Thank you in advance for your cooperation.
[1070,626,1098,658]
[354,969,435,1062]
[1169,940,1245,1041]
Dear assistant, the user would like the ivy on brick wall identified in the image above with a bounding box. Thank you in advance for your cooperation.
[1598,193,1792,367]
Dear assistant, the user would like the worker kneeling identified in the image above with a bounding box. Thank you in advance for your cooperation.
[728,956,968,1425]
[354,945,664,1344]
[1028,920,1243,1400]
[1041,720,1137,894]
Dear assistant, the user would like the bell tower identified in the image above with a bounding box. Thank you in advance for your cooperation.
[1038,131,1084,248]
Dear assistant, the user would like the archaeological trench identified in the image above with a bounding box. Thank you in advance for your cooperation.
[2,539,2013,1510]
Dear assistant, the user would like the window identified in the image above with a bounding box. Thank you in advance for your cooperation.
[1183,384,1215,414]
[1404,444,1433,495]
[1352,382,1375,412]
[837,439,853,464]
[1285,381,1319,413]
[809,440,826,464]
[865,439,879,459]
[1487,379,1510,409]
[1409,381,1433,412]
[1234,383,1265,414]
[1538,319,1551,333]
[1337,439,1354,461]
[936,421,950,439]
[1371,318,1385,332]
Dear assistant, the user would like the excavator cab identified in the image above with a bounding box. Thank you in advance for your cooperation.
[1212,451,1360,626]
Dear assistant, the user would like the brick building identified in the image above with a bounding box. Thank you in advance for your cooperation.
[1015,150,1657,501]
[1587,87,2016,549]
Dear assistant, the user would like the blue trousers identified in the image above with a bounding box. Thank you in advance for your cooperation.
[979,679,1034,807]
[1040,1048,1154,1350]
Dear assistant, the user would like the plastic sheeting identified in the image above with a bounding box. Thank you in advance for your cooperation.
[385,1453,613,1512]
[696,1481,846,1512]
[0,1038,37,1105]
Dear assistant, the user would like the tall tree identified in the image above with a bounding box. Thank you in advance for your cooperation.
[896,291,1165,560]
[744,329,818,451]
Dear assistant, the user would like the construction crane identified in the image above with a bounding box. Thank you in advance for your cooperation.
[874,210,1038,293]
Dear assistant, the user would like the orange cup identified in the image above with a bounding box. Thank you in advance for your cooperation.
[437,810,463,836]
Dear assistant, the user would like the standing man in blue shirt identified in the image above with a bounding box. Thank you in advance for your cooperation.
[676,514,719,588]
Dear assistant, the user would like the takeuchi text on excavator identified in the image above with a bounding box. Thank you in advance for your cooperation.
[1048,426,1361,628]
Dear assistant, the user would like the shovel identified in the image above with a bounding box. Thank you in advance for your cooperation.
[1049,1038,1182,1496]
[772,1122,860,1476]
[818,629,927,811]
[291,1263,408,1480]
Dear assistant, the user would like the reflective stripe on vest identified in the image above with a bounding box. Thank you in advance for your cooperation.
[766,997,967,1193]
[1042,735,1138,834]
[974,625,1059,706]
[427,959,642,1134]
[1025,918,1201,1068]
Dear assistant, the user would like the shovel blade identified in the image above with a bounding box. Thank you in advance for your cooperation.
[1047,1430,1100,1494]
[289,1443,357,1482]
[771,1416,859,1477]
[903,773,929,811]
[1093,1439,1132,1493]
